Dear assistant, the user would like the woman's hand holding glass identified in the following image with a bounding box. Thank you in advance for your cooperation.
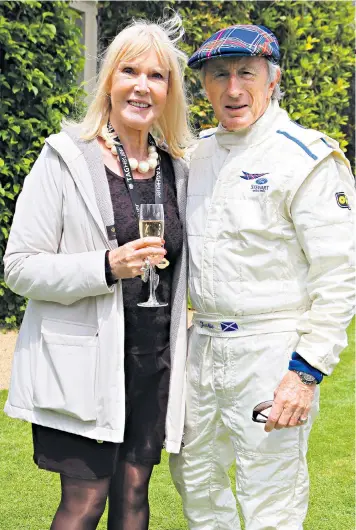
[108,238,165,280]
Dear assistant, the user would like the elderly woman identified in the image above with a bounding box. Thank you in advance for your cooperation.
[4,14,190,530]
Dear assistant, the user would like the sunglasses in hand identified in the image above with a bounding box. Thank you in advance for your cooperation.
[252,400,273,424]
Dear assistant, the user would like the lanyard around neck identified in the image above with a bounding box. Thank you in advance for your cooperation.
[107,122,163,219]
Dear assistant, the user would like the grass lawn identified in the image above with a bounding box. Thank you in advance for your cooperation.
[0,319,354,529]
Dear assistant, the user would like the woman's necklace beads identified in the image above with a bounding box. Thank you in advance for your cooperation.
[99,125,158,174]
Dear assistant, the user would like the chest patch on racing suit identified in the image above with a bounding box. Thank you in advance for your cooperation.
[240,171,270,193]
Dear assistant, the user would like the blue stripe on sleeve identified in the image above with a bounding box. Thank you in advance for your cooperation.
[277,130,318,160]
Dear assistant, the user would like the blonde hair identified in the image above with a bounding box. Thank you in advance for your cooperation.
[80,13,192,158]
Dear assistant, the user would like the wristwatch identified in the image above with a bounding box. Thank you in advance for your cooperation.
[291,370,317,385]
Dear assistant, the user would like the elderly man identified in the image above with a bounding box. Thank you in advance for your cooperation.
[170,25,355,530]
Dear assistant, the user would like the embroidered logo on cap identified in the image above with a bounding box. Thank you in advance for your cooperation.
[240,171,269,180]
[221,322,239,332]
[335,192,351,210]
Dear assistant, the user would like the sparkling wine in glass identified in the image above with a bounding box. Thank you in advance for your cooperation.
[137,204,168,308]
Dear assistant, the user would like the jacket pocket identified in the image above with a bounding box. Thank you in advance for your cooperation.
[33,321,98,421]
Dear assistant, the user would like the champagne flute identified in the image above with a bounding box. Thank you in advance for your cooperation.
[137,204,168,307]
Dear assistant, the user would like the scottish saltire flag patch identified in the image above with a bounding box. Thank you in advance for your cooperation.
[221,322,239,332]
[240,171,269,180]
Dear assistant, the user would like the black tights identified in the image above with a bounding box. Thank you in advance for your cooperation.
[50,462,153,530]
[108,461,153,530]
[50,475,109,530]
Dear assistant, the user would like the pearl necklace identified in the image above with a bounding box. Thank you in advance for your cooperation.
[99,125,158,174]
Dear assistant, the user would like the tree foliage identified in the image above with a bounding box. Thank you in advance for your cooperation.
[0,0,85,328]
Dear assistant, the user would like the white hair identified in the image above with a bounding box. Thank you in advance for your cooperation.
[267,61,283,100]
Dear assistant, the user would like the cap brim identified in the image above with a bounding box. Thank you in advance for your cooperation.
[188,51,279,70]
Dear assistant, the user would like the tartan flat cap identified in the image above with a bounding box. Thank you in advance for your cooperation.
[188,24,280,69]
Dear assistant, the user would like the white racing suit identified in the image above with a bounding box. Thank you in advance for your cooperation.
[170,100,355,529]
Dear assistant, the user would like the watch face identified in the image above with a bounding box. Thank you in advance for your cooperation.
[291,369,317,384]
[300,372,316,384]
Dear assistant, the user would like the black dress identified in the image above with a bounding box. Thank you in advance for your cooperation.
[32,149,183,479]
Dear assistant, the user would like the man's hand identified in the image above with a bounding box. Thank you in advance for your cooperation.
[264,371,316,432]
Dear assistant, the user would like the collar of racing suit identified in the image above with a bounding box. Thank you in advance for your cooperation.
[215,98,285,151]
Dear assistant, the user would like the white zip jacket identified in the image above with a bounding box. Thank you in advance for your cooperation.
[187,100,355,375]
[4,128,188,451]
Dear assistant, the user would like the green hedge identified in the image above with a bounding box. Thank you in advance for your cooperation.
[0,0,85,328]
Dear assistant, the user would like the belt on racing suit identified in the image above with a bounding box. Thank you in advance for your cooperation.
[192,310,306,338]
